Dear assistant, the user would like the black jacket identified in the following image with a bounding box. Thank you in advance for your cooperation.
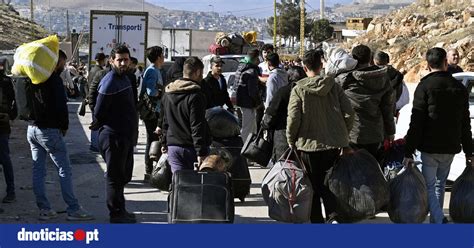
[0,74,17,134]
[336,65,395,144]
[235,62,261,108]
[202,72,233,109]
[126,71,138,104]
[447,64,463,74]
[32,71,69,130]
[405,71,472,157]
[161,78,211,156]
[87,68,108,112]
[387,66,404,102]
[262,83,293,131]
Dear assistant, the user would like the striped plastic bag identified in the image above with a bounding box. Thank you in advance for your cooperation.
[12,35,59,84]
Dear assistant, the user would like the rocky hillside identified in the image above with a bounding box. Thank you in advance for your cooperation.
[345,1,474,82]
[0,4,50,50]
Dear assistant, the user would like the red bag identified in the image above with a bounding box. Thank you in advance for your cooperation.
[209,44,229,55]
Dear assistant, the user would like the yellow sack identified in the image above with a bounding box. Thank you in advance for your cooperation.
[12,35,59,84]
[243,31,257,45]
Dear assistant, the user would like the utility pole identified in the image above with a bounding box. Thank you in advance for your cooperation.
[66,10,70,41]
[320,0,325,19]
[299,0,305,57]
[30,0,33,21]
[273,0,277,48]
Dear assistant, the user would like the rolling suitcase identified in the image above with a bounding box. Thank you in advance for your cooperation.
[212,136,251,202]
[168,170,234,223]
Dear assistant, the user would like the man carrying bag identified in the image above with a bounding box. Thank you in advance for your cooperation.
[286,49,354,223]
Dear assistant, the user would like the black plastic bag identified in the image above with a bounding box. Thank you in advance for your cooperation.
[388,165,428,223]
[326,149,389,222]
[449,166,474,223]
[205,107,240,138]
[150,154,172,191]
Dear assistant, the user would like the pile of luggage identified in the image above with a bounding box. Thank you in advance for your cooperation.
[206,107,252,202]
[209,31,258,55]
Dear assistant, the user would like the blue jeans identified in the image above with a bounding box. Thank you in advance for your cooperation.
[26,126,80,214]
[419,152,454,223]
[0,133,15,195]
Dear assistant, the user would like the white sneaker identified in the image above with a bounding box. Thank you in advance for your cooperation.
[39,209,58,221]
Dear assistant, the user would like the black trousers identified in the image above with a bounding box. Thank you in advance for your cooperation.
[99,129,134,217]
[144,118,159,174]
[350,142,381,160]
[300,149,340,223]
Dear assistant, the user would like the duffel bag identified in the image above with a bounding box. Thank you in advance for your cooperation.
[261,149,313,223]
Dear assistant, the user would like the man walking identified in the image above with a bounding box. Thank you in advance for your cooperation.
[403,47,473,224]
[335,45,395,158]
[373,51,409,117]
[287,49,354,223]
[140,46,165,181]
[161,57,211,172]
[236,49,261,143]
[87,52,107,152]
[26,50,93,221]
[93,45,138,223]
[202,56,234,111]
[0,58,17,205]
[264,52,288,108]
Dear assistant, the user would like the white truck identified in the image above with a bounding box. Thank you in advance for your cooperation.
[89,10,148,66]
[160,29,218,61]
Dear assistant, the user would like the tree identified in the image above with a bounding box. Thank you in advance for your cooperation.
[310,19,334,43]
[267,0,309,51]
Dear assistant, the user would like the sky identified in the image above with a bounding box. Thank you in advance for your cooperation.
[147,0,353,18]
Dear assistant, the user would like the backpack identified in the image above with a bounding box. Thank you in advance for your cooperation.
[11,76,35,120]
[261,149,313,223]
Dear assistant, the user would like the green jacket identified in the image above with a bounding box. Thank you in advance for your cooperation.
[286,75,354,152]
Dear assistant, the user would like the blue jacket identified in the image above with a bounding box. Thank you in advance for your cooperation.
[94,69,138,137]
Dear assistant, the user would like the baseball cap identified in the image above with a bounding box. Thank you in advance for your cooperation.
[210,56,225,65]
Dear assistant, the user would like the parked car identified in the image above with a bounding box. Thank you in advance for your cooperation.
[395,72,474,181]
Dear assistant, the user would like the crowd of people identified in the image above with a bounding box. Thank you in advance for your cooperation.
[0,39,471,224]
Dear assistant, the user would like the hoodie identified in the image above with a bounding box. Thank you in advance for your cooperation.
[161,78,211,156]
[265,68,289,108]
[286,76,354,152]
[336,65,395,144]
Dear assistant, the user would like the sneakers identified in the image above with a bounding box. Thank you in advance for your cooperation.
[39,209,58,221]
[2,194,16,203]
[67,207,95,221]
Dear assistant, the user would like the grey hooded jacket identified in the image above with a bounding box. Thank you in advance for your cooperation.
[335,65,395,144]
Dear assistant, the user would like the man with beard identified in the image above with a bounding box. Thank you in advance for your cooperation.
[92,45,138,223]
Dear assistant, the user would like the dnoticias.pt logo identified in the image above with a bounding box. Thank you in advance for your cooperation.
[17,228,99,244]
